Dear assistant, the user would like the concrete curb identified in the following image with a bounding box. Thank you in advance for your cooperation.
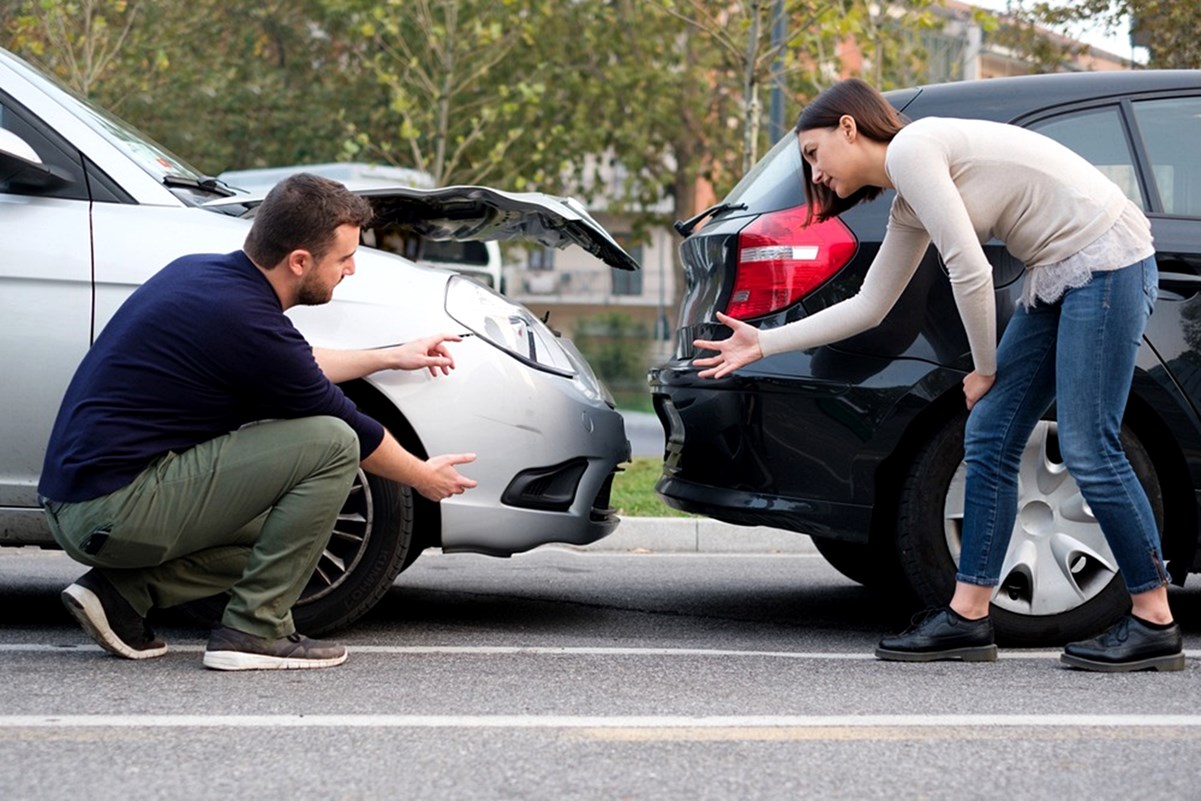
[583,517,817,554]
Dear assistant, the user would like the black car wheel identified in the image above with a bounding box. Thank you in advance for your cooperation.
[895,410,1163,646]
[811,538,876,586]
[291,467,417,635]
[812,536,909,592]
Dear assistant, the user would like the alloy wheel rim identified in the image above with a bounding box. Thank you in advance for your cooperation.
[297,468,374,605]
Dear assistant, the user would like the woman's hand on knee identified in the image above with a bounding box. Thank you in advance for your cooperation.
[963,371,996,411]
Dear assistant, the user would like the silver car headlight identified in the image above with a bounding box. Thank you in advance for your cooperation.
[445,275,611,404]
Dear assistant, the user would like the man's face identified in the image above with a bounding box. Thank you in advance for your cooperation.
[297,224,360,306]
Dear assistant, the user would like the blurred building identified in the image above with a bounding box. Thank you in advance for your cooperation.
[918,0,1136,81]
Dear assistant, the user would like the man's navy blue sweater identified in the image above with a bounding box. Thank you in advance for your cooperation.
[39,251,385,503]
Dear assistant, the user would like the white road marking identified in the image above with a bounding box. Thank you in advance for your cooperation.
[1,643,1199,659]
[0,643,998,658]
[0,714,1199,730]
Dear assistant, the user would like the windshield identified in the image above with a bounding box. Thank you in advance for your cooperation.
[3,50,219,203]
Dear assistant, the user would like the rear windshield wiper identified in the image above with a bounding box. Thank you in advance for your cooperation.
[673,202,748,238]
[162,174,236,198]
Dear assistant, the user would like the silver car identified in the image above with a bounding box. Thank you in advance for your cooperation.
[0,47,637,633]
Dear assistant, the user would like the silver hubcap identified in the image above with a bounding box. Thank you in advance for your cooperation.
[944,421,1118,616]
[298,469,374,604]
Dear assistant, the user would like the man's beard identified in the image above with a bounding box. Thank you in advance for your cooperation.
[297,275,334,306]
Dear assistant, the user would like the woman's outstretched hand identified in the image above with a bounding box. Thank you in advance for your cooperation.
[692,312,764,379]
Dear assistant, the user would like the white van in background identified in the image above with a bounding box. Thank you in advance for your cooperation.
[416,237,505,293]
[219,162,506,292]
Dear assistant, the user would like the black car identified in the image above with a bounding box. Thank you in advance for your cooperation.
[649,71,1201,645]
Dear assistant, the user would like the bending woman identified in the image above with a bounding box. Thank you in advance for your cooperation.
[693,78,1181,672]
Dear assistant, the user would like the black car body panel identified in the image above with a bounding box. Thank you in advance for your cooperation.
[651,71,1201,588]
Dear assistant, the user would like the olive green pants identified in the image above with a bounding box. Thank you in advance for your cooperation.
[44,417,360,639]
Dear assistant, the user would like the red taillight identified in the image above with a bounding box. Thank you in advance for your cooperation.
[725,206,857,320]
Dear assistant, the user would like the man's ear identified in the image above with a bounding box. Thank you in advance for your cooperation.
[284,249,311,278]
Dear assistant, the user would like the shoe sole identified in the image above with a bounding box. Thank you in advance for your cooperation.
[875,644,998,663]
[1060,652,1185,673]
[202,649,349,671]
[61,584,167,660]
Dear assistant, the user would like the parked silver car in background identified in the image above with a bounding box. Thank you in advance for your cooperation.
[0,47,638,633]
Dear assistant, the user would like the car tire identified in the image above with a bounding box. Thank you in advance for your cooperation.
[291,467,417,635]
[812,536,910,593]
[895,410,1163,647]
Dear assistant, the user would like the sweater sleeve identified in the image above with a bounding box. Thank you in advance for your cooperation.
[885,131,997,374]
[758,218,930,358]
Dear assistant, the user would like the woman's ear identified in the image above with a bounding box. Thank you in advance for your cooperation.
[839,114,857,142]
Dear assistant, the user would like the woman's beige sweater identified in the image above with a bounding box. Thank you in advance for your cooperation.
[758,117,1142,375]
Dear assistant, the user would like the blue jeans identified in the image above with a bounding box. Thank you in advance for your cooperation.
[957,256,1168,594]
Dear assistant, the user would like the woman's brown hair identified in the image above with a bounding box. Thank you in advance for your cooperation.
[794,78,906,225]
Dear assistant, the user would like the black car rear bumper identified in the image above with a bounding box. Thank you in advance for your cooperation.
[654,472,874,542]
[649,362,906,544]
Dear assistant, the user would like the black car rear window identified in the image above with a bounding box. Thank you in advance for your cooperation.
[721,133,806,215]
[721,90,917,217]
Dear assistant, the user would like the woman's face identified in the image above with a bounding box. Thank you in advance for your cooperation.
[798,118,864,199]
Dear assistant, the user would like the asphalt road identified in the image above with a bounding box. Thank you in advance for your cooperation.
[2,546,1199,800]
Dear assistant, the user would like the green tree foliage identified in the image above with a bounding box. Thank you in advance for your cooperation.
[996,0,1201,69]
[344,0,942,223]
[4,0,142,97]
[3,0,953,203]
[4,0,375,173]
[1124,0,1201,67]
[346,0,556,187]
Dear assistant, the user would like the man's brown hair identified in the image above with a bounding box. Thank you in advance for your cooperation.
[794,78,907,225]
[244,173,374,268]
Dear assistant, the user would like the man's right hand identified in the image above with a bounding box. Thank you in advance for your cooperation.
[362,431,477,502]
[415,453,478,501]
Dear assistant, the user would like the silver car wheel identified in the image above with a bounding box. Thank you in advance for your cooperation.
[301,468,374,603]
[943,420,1119,617]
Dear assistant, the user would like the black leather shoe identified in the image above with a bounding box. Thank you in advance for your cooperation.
[876,607,997,662]
[1061,615,1184,672]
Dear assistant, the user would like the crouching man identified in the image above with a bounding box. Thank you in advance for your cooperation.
[38,173,476,670]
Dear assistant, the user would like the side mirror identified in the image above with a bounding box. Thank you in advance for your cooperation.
[0,129,69,191]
